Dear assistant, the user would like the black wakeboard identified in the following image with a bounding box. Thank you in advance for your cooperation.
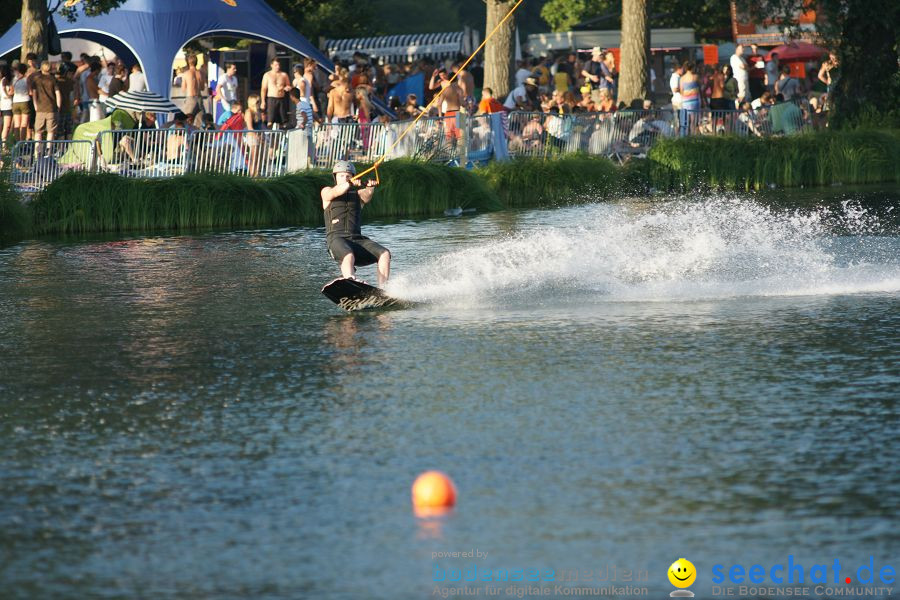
[321,277,408,312]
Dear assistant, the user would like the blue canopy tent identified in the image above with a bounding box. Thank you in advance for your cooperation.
[0,0,334,99]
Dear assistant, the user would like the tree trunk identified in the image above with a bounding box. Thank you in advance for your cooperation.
[484,0,516,100]
[21,0,48,62]
[618,0,649,107]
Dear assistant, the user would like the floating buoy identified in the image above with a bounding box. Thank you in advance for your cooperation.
[412,471,457,511]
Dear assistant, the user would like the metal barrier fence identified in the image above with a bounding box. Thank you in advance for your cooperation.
[8,139,94,194]
[189,129,287,178]
[8,104,814,192]
[95,128,188,178]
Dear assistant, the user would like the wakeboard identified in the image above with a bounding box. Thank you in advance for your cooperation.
[321,277,408,312]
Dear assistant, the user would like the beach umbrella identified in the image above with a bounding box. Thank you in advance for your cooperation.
[765,42,827,62]
[104,90,180,113]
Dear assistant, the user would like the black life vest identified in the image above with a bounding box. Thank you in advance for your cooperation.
[324,188,362,237]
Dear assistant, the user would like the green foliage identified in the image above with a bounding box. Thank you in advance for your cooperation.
[29,161,502,234]
[541,0,610,33]
[540,0,730,38]
[647,130,900,191]
[267,0,378,40]
[476,154,619,207]
[59,0,127,21]
[0,158,31,245]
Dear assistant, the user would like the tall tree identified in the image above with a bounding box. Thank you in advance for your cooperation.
[21,0,126,61]
[484,0,516,100]
[617,0,648,106]
[21,0,48,62]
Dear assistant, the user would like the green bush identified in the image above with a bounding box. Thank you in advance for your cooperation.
[648,129,900,191]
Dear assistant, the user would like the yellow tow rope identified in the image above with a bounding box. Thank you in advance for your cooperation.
[353,0,525,183]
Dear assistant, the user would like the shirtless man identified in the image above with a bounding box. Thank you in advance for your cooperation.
[260,58,292,129]
[181,54,205,126]
[326,77,354,123]
[451,63,475,112]
[428,67,463,140]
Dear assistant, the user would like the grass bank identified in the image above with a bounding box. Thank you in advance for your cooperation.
[8,130,899,239]
[0,159,30,244]
[475,154,622,207]
[30,159,502,235]
[648,129,900,191]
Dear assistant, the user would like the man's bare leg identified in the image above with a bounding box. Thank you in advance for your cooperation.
[340,253,355,279]
[377,251,391,286]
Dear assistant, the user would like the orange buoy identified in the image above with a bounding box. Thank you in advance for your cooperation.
[412,471,457,511]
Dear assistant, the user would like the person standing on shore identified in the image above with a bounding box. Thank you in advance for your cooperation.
[260,58,291,129]
[729,44,749,105]
[321,161,391,286]
[181,54,205,127]
[215,63,238,115]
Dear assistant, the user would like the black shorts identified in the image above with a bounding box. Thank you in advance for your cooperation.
[266,96,288,126]
[327,235,388,267]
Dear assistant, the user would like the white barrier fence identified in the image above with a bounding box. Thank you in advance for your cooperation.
[8,105,812,192]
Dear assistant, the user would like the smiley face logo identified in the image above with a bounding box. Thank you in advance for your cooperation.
[668,558,696,588]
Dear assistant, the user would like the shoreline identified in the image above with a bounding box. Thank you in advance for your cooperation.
[3,129,898,242]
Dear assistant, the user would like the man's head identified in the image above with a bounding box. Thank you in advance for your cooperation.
[40,60,51,74]
[26,52,37,66]
[289,87,301,102]
[751,43,759,54]
[780,64,791,76]
[770,52,779,62]
[173,111,187,127]
[271,58,281,72]
[332,160,356,183]
[643,98,653,110]
[591,46,602,60]
[406,93,418,105]
[61,51,72,62]
[524,77,537,89]
[482,87,493,99]
[735,44,744,56]
[230,100,242,113]
[226,63,237,76]
[187,54,198,67]
[304,58,317,73]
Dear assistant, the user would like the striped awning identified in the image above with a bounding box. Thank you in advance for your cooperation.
[324,31,465,63]
[105,90,180,113]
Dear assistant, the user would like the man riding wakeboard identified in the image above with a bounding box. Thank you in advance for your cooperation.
[320,160,391,286]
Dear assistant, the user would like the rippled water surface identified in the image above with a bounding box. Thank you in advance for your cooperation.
[1,189,899,599]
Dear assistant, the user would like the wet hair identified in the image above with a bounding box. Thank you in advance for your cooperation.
[186,54,198,67]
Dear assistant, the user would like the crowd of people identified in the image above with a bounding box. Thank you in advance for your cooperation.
[1,41,838,160]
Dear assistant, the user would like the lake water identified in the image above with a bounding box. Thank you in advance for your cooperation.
[1,188,899,599]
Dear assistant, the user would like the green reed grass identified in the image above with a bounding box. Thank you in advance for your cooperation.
[31,161,501,234]
[648,129,900,191]
[0,156,30,244]
[476,154,619,207]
